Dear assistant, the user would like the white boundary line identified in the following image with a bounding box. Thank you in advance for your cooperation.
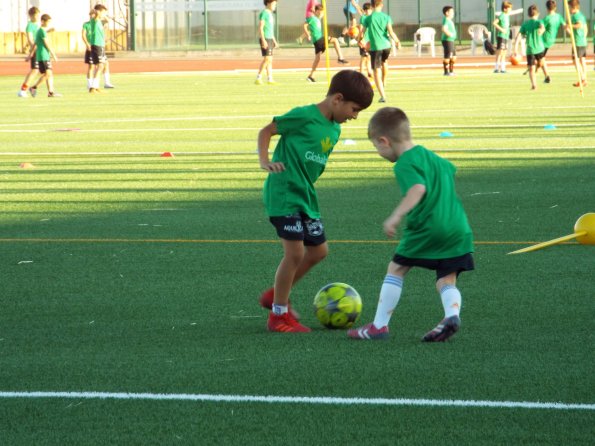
[0,391,593,411]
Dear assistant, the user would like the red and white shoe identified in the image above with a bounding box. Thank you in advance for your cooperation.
[347,323,389,340]
[267,312,311,333]
[259,288,301,320]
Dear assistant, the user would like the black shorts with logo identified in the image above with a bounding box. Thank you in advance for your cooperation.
[393,252,474,280]
[84,49,94,65]
[496,36,508,50]
[91,45,107,64]
[526,51,545,66]
[260,38,275,57]
[269,212,326,246]
[30,52,39,69]
[38,60,52,74]
[369,49,391,70]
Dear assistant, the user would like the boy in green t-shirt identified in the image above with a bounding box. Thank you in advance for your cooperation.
[88,4,108,93]
[360,0,401,103]
[26,14,60,98]
[18,7,41,97]
[493,1,513,73]
[304,5,348,83]
[536,0,566,83]
[255,0,278,85]
[348,107,474,342]
[513,5,547,90]
[441,5,457,76]
[357,3,374,82]
[257,70,374,333]
[566,0,588,87]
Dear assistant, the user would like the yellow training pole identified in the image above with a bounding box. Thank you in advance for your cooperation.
[507,231,587,255]
[563,0,584,97]
[321,0,332,87]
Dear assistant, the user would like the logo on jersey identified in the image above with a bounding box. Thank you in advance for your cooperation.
[305,151,327,165]
[320,136,333,153]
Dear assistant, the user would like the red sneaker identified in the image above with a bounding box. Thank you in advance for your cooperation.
[347,323,389,340]
[267,312,311,333]
[259,288,301,320]
[573,80,587,87]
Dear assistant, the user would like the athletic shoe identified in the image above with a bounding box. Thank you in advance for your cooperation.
[544,76,551,84]
[255,78,263,85]
[338,59,349,64]
[338,37,346,45]
[307,76,316,83]
[29,87,37,97]
[347,323,389,340]
[267,79,277,84]
[349,39,358,46]
[259,288,301,320]
[267,312,311,333]
[573,80,587,87]
[48,92,62,97]
[17,90,28,98]
[500,70,507,74]
[422,315,460,342]
[104,84,115,89]
[493,69,500,73]
[378,97,386,103]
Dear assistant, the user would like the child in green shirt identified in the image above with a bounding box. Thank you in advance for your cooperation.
[348,107,474,342]
[441,5,457,76]
[255,0,278,85]
[566,0,588,87]
[257,71,374,333]
[26,14,60,98]
[18,7,40,97]
[493,1,513,73]
[513,5,547,90]
[538,0,565,83]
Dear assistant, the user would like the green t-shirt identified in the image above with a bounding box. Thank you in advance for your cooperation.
[441,17,456,42]
[35,27,49,62]
[259,9,275,40]
[520,19,545,55]
[83,20,93,43]
[263,105,341,218]
[306,15,323,43]
[542,13,565,49]
[393,146,473,259]
[361,11,392,51]
[496,12,510,39]
[26,21,39,37]
[571,12,587,47]
[89,18,105,46]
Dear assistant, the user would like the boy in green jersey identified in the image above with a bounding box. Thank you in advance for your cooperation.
[304,5,348,83]
[82,10,96,91]
[18,7,41,97]
[357,3,374,81]
[257,70,374,333]
[88,4,108,93]
[360,0,401,103]
[255,0,278,85]
[493,1,513,73]
[348,107,474,342]
[26,14,60,98]
[566,0,588,87]
[513,5,547,90]
[535,0,566,82]
[441,5,457,76]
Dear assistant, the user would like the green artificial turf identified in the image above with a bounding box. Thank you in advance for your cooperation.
[0,66,593,445]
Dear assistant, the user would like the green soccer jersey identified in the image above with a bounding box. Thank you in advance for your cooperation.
[542,13,564,49]
[263,105,341,218]
[89,18,105,46]
[520,19,545,55]
[259,9,275,40]
[393,146,473,259]
[571,12,587,47]
[361,11,392,51]
[441,17,456,41]
[26,21,39,37]
[83,20,93,43]
[496,12,510,39]
[34,27,49,62]
[306,15,323,42]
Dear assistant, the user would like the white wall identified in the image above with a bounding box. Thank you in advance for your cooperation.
[0,0,92,32]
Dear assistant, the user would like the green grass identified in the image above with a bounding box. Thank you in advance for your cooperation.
[0,66,594,445]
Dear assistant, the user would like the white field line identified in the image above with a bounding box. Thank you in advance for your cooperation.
[0,391,593,411]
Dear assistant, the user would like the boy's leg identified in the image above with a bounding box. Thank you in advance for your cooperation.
[529,65,537,89]
[273,239,305,308]
[442,58,449,75]
[422,272,462,342]
[330,37,346,62]
[308,52,321,79]
[449,56,456,74]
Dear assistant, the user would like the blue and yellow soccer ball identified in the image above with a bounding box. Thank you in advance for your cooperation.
[313,283,362,329]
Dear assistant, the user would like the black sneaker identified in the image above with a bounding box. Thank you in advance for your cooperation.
[338,59,349,64]
[307,76,316,83]
[422,315,460,342]
[544,76,551,84]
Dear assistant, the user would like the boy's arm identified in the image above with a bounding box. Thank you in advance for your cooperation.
[26,31,35,47]
[442,24,452,38]
[387,25,401,49]
[26,44,37,61]
[258,121,285,173]
[303,22,311,41]
[43,36,58,62]
[383,184,426,238]
[258,20,267,48]
[82,27,91,50]
[493,18,504,33]
[351,0,363,16]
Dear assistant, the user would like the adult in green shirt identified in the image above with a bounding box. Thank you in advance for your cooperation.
[360,0,400,103]
[514,5,547,90]
[566,0,588,87]
[348,107,473,343]
[441,5,457,76]
[18,6,41,97]
[255,0,278,85]
[257,71,373,333]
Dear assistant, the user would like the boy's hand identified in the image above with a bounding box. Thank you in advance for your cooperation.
[260,161,285,173]
[383,214,401,238]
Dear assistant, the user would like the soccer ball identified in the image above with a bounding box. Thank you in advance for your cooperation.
[347,26,360,39]
[313,283,362,329]
[510,54,522,66]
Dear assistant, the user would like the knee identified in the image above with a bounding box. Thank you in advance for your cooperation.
[308,243,328,264]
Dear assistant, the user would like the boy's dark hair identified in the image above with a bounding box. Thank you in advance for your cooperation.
[314,4,323,12]
[502,1,512,11]
[371,0,383,7]
[443,5,454,15]
[327,71,374,109]
[264,0,276,5]
[40,14,51,23]
[28,7,40,17]
[94,4,108,11]
[528,4,539,16]
[363,3,372,11]
[545,0,556,11]
[368,107,411,143]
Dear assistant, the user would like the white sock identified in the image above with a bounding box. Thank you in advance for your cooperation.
[104,72,111,85]
[272,304,288,315]
[93,78,100,89]
[495,62,500,70]
[372,275,403,329]
[256,74,262,80]
[440,285,461,318]
[87,78,91,89]
[501,60,507,71]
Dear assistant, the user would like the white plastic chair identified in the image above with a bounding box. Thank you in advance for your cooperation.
[414,27,436,57]
[468,24,491,55]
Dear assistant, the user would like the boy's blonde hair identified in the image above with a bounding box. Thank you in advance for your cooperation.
[368,107,412,143]
[502,1,513,11]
